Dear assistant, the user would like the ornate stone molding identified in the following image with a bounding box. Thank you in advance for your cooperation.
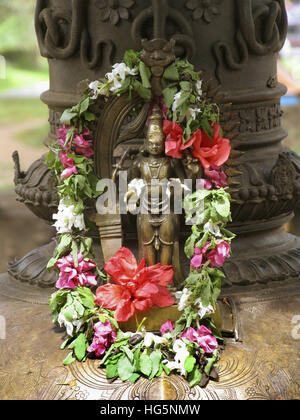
[213,0,287,78]
[12,152,59,222]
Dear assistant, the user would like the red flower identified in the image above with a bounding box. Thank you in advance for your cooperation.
[190,124,231,170]
[163,120,185,159]
[94,248,175,322]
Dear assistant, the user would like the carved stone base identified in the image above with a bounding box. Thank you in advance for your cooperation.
[7,241,58,289]
[223,224,300,289]
[0,273,299,400]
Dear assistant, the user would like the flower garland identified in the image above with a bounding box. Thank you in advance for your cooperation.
[47,49,235,388]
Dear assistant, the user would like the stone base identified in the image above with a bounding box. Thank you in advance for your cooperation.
[0,272,300,400]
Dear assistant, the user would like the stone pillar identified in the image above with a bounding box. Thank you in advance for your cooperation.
[11,0,300,290]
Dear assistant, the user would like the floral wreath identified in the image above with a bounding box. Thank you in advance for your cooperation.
[47,49,234,388]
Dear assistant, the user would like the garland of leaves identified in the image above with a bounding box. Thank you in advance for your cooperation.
[47,49,235,388]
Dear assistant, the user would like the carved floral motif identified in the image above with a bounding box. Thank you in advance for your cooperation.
[94,0,135,25]
[185,0,223,23]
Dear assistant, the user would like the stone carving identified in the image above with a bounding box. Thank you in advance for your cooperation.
[213,0,287,76]
[238,103,283,134]
[141,38,176,96]
[35,0,85,60]
[185,0,224,24]
[12,152,59,222]
[7,242,57,289]
[131,0,196,60]
[94,0,135,26]
[35,0,116,70]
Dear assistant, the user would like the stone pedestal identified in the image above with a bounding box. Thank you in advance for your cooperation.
[0,272,299,400]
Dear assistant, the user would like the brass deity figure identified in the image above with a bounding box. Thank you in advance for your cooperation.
[125,105,199,287]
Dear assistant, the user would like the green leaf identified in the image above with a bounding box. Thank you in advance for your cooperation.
[129,373,141,383]
[214,195,231,219]
[163,63,179,81]
[77,287,96,309]
[84,111,96,121]
[71,240,78,268]
[106,364,118,379]
[139,354,152,377]
[120,346,134,363]
[68,333,88,362]
[63,352,76,366]
[46,257,58,271]
[162,86,177,109]
[149,350,162,379]
[162,363,171,376]
[184,234,197,259]
[60,109,77,125]
[188,367,202,387]
[56,234,72,257]
[132,80,152,101]
[63,305,75,322]
[184,355,196,373]
[139,61,152,89]
[123,49,140,68]
[204,352,218,377]
[201,119,214,138]
[117,355,134,381]
[79,97,90,114]
[180,81,192,92]
[195,231,210,249]
[73,299,85,317]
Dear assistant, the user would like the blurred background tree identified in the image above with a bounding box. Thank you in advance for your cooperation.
[0,0,46,69]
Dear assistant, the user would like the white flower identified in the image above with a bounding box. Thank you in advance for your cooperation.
[105,62,137,93]
[106,71,123,93]
[196,80,203,98]
[176,288,192,311]
[144,332,166,348]
[195,298,214,319]
[203,221,222,238]
[186,107,202,120]
[53,199,86,234]
[127,178,146,199]
[89,80,109,99]
[172,91,182,113]
[164,339,190,376]
[112,62,137,81]
[58,309,83,337]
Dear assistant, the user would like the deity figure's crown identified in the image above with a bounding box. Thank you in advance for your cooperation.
[147,104,164,138]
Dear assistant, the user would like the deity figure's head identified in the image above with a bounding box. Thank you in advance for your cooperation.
[145,105,165,156]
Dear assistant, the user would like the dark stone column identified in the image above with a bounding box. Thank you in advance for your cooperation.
[11,0,300,290]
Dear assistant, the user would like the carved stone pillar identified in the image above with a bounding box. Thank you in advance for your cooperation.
[1,0,300,401]
[16,0,298,290]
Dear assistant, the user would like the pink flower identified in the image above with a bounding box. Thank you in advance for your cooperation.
[205,168,227,189]
[206,241,231,268]
[197,335,218,354]
[55,252,97,289]
[87,321,117,357]
[59,152,78,179]
[181,327,198,342]
[198,325,213,336]
[190,243,211,269]
[196,178,212,190]
[181,326,218,354]
[160,320,174,336]
[57,125,71,150]
[72,129,94,158]
[190,253,203,269]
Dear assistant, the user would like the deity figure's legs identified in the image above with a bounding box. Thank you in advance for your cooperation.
[137,213,182,287]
